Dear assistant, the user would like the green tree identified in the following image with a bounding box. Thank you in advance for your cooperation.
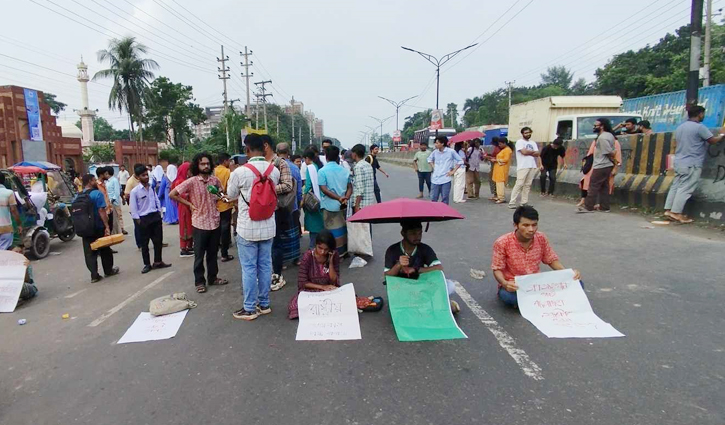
[144,77,206,147]
[82,142,115,163]
[75,117,132,141]
[93,37,159,140]
[401,109,432,142]
[541,66,574,90]
[43,93,66,115]
[444,102,460,129]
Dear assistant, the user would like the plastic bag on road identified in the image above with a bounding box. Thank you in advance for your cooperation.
[347,222,373,257]
[349,256,368,269]
[150,292,197,316]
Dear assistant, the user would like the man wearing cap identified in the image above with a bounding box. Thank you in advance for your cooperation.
[384,220,460,314]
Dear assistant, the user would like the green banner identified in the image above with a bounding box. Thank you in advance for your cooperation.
[385,270,467,342]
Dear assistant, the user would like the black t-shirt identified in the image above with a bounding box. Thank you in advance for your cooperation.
[366,155,380,178]
[384,241,441,280]
[540,144,566,169]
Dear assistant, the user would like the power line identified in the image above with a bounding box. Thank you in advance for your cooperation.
[514,0,681,83]
[150,0,221,46]
[442,0,535,73]
[0,53,112,88]
[0,35,78,66]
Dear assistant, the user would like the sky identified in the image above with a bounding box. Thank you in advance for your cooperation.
[0,0,700,147]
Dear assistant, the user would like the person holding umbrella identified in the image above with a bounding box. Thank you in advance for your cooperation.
[384,219,460,314]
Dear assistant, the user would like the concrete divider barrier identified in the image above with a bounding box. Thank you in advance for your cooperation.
[380,131,725,223]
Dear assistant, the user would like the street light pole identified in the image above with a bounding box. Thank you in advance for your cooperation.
[378,95,418,133]
[369,115,394,148]
[401,44,477,111]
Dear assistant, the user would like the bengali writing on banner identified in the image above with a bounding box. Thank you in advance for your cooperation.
[385,271,467,342]
[296,283,361,341]
[23,89,43,141]
[516,269,624,339]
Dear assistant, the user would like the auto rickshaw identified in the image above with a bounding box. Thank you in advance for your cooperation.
[0,169,52,259]
[8,162,77,250]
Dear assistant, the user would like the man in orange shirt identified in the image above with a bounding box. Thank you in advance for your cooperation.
[214,153,235,262]
[492,206,581,307]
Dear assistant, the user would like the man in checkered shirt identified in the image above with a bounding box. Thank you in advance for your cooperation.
[227,134,280,321]
[350,144,376,213]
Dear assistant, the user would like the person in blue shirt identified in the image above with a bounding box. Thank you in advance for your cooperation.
[427,136,464,205]
[318,145,352,256]
[78,174,118,283]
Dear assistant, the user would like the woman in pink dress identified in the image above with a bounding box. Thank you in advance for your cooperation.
[288,230,340,319]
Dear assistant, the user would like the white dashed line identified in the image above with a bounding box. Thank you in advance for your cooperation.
[64,288,88,299]
[454,282,544,381]
[88,271,174,327]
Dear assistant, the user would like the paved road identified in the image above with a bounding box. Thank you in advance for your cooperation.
[2,163,724,425]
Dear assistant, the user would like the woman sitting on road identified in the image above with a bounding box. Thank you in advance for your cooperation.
[288,229,340,319]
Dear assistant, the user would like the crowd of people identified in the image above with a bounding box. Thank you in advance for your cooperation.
[2,106,718,317]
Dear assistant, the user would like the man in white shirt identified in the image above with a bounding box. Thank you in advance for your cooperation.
[227,133,280,321]
[508,127,540,209]
[118,165,130,205]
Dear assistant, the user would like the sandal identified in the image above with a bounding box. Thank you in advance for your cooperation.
[209,278,229,286]
[495,200,506,204]
[220,255,234,262]
[196,285,207,293]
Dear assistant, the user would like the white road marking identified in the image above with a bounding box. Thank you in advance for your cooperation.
[454,282,544,381]
[88,271,174,327]
[64,288,88,299]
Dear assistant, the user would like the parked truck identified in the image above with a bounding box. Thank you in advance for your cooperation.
[508,96,642,142]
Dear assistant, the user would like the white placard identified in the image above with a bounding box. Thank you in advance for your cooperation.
[0,266,27,313]
[117,310,189,344]
[296,283,362,341]
[516,269,624,339]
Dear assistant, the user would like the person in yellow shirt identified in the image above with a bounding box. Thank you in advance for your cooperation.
[214,153,235,262]
[492,138,513,204]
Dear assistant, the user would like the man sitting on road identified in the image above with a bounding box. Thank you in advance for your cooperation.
[384,219,460,314]
[492,205,580,308]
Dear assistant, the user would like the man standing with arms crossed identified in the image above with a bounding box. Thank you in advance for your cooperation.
[214,153,235,262]
[508,127,540,209]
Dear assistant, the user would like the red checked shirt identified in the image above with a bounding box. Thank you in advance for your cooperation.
[174,175,221,230]
[491,231,559,288]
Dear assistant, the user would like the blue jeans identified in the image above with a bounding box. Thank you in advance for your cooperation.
[431,182,451,204]
[498,280,584,307]
[237,235,273,313]
[417,171,432,194]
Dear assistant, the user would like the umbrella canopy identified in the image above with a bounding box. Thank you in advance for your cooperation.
[448,131,484,145]
[9,165,47,175]
[12,161,61,170]
[347,198,465,224]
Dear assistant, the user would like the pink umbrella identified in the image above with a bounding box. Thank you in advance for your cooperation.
[348,198,465,224]
[448,130,484,145]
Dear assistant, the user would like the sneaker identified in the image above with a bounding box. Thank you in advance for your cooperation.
[257,305,272,315]
[180,249,194,258]
[233,309,259,321]
[508,204,518,209]
[271,274,287,291]
[450,300,461,314]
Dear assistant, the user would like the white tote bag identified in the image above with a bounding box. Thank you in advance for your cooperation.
[347,222,373,257]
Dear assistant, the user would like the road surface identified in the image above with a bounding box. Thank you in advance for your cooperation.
[2,163,724,425]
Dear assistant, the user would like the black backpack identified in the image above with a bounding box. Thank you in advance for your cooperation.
[71,191,96,237]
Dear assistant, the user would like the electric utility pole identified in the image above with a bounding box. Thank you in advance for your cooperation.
[687,0,704,107]
[276,115,279,137]
[254,80,273,130]
[290,96,296,148]
[217,45,231,149]
[704,0,713,87]
[505,81,515,109]
[240,47,253,116]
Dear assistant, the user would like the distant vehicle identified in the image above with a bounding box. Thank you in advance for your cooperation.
[88,163,120,178]
[508,96,641,141]
[413,128,457,146]
[622,84,725,133]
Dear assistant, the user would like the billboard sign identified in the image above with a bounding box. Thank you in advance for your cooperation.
[393,130,401,142]
[23,89,43,141]
[430,109,444,130]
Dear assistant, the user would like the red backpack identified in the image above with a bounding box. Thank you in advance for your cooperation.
[241,163,277,220]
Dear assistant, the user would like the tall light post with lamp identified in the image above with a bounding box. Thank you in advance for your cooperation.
[369,115,394,149]
[400,44,477,136]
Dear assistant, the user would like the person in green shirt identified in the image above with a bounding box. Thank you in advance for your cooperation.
[413,142,433,198]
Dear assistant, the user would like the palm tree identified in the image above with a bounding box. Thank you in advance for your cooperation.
[93,37,159,140]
